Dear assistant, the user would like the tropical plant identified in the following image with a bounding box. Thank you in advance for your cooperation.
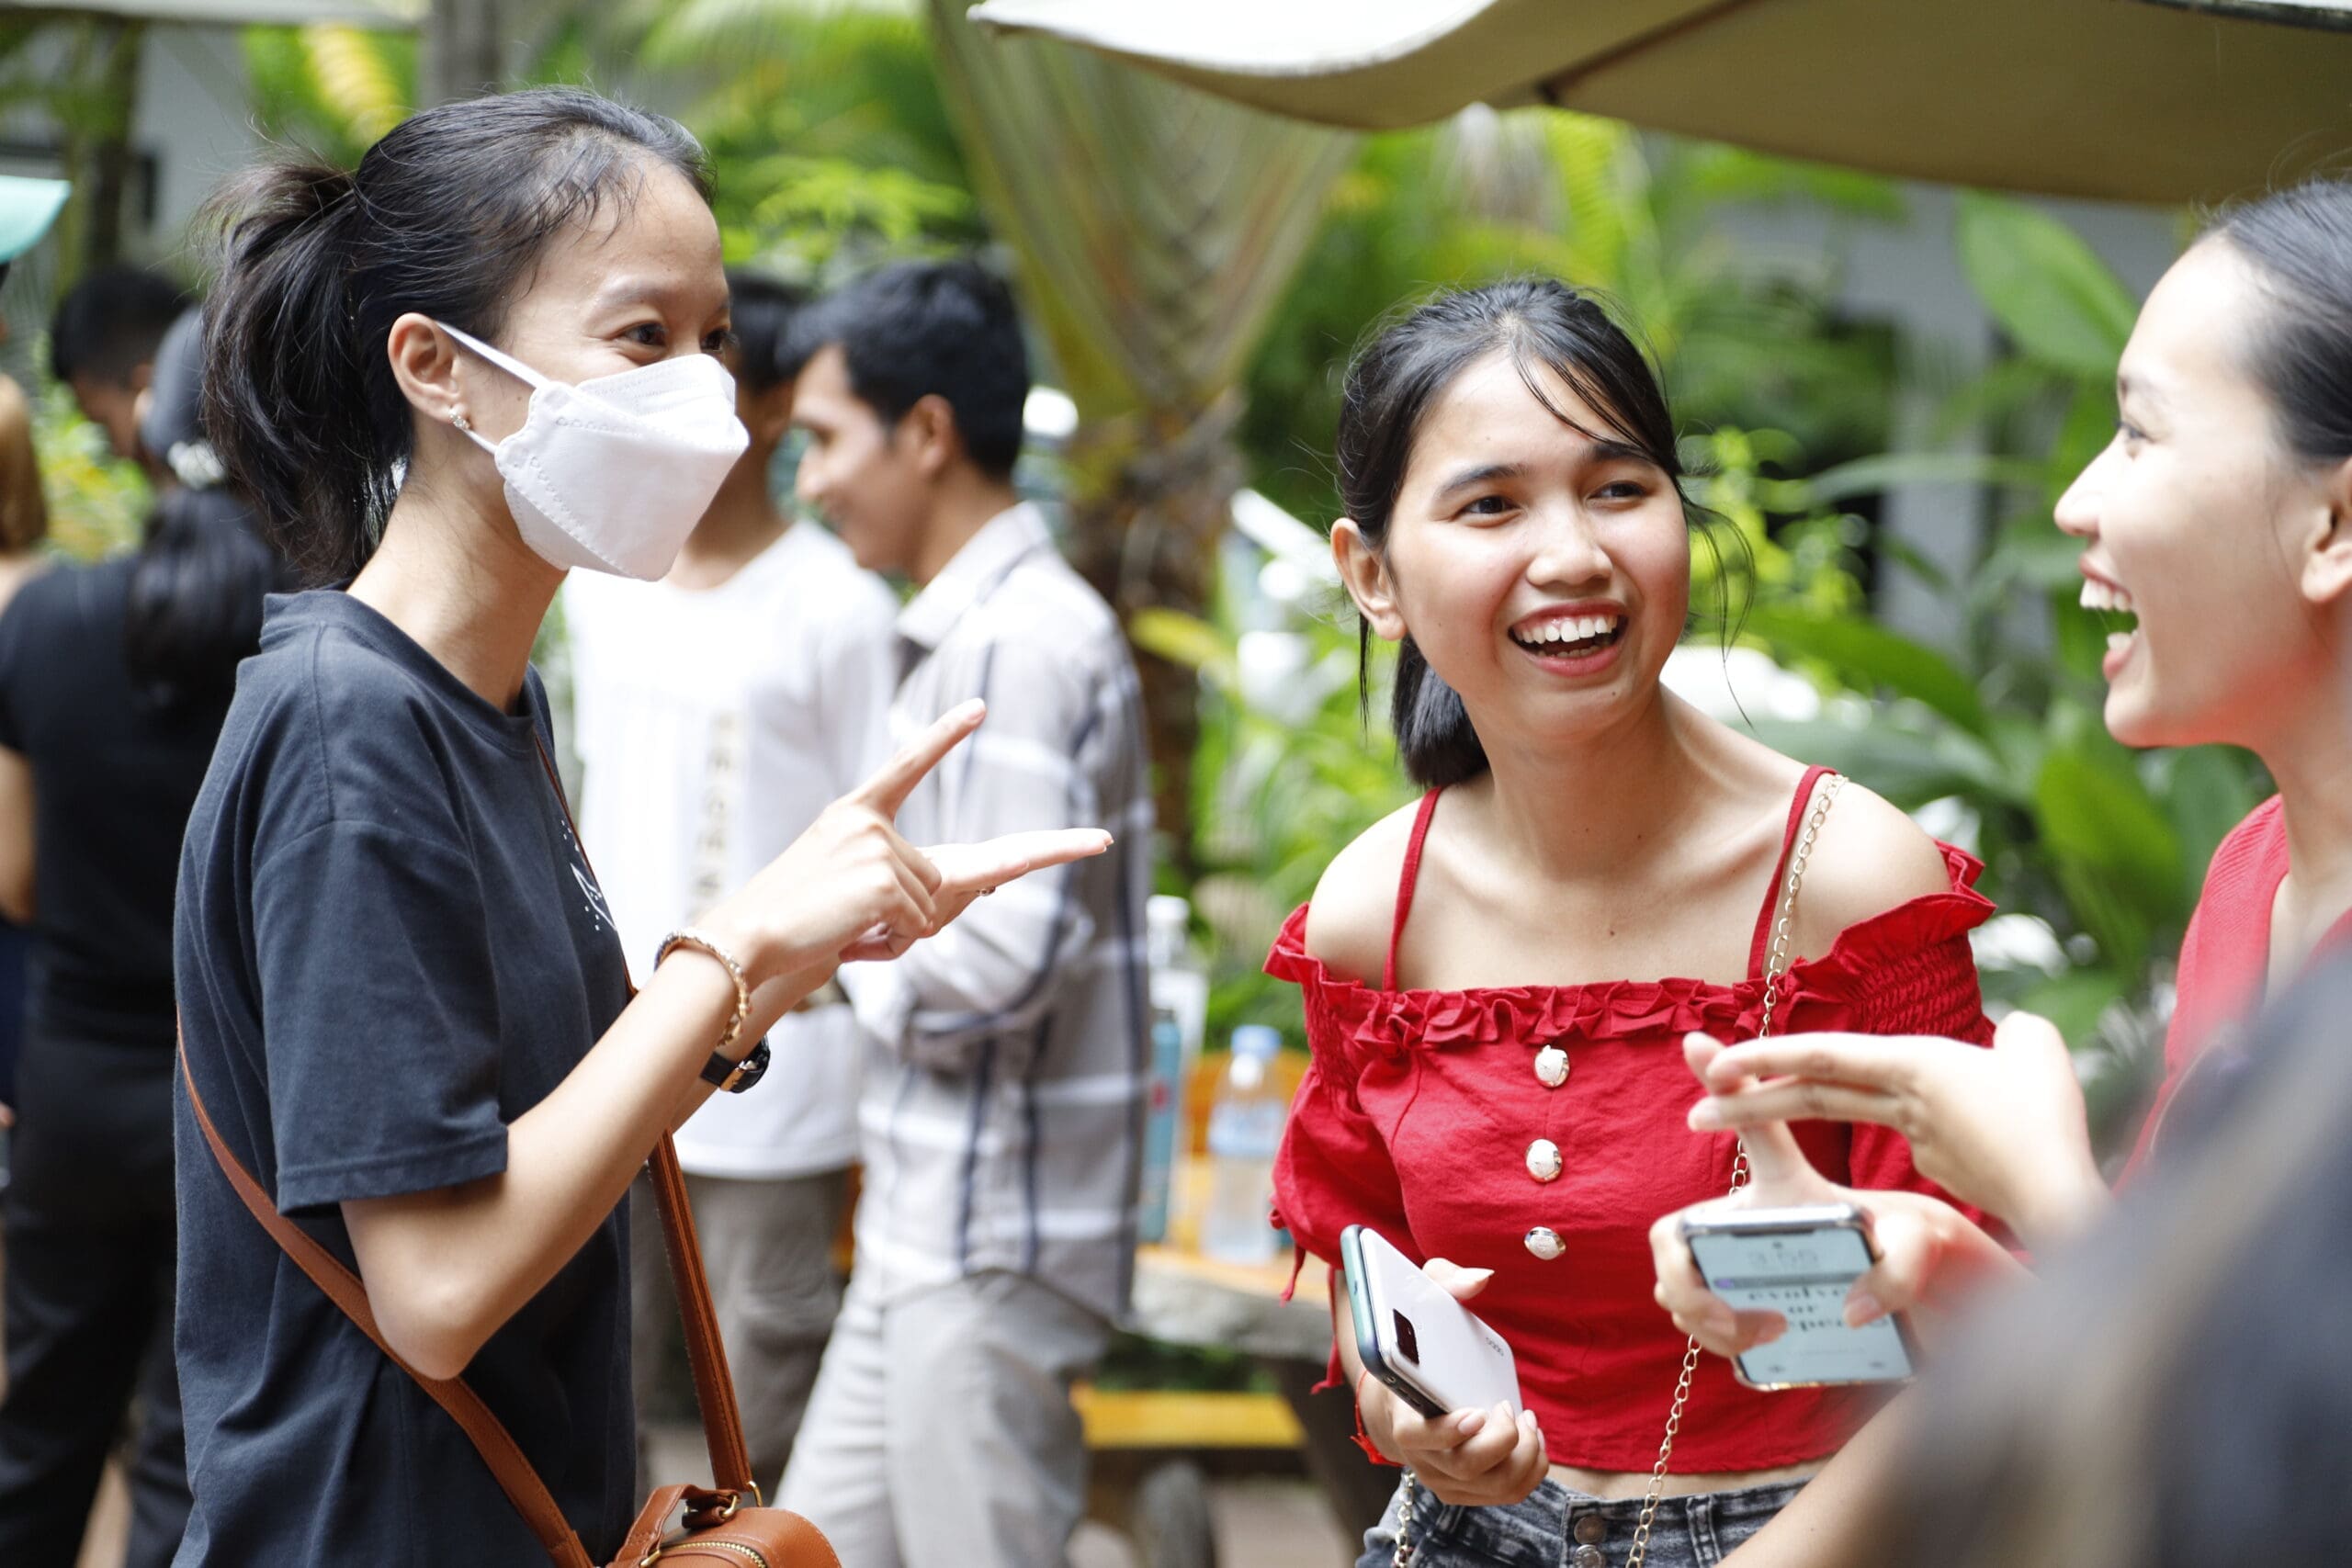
[0,16,147,275]
[242,9,981,286]
[242,23,416,167]
[637,6,981,281]
[1238,110,1906,535]
[926,0,1356,876]
[34,378,147,562]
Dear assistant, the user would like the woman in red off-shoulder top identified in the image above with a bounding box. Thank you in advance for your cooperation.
[1272,277,1994,1568]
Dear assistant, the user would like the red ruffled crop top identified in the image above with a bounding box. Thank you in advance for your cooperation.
[1267,768,1996,1473]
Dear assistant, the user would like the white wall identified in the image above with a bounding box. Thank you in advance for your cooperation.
[1716,185,2180,650]
[135,25,270,267]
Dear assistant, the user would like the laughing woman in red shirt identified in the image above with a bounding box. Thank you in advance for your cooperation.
[1267,276,1996,1568]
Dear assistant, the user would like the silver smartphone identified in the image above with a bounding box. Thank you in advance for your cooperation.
[1340,1224,1522,1418]
[1679,1203,1917,1389]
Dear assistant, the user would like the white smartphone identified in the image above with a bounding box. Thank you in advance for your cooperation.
[1339,1224,1522,1418]
[1679,1203,1917,1389]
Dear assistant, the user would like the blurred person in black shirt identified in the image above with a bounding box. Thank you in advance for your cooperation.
[0,176,72,1130]
[0,304,281,1568]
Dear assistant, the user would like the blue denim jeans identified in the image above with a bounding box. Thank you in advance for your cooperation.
[1357,1472,1808,1568]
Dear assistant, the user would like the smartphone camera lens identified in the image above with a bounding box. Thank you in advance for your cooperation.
[1392,1310,1419,1365]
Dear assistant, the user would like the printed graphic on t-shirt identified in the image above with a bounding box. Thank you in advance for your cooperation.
[691,708,745,917]
[571,862,615,936]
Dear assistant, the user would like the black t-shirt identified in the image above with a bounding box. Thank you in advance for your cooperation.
[172,590,635,1566]
[0,557,232,1047]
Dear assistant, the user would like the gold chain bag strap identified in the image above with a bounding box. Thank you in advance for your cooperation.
[1390,773,1844,1568]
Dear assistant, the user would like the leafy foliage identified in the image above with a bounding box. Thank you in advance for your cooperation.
[1238,112,1904,532]
[242,25,418,168]
[620,6,982,282]
[34,380,146,563]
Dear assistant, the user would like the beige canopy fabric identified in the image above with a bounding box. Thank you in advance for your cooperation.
[969,0,2352,204]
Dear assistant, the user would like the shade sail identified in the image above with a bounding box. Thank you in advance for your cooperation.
[968,0,2352,204]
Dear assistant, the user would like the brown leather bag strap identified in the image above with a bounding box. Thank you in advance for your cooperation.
[176,1041,596,1568]
[532,735,758,1499]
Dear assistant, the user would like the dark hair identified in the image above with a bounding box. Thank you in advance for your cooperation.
[1884,953,2352,1568]
[1335,276,1699,789]
[125,486,284,711]
[201,85,709,584]
[726,269,809,393]
[2207,179,2352,466]
[48,265,190,387]
[797,258,1029,479]
[125,304,284,709]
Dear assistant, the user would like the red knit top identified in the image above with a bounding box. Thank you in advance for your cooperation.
[2131,796,2352,1172]
[1267,768,1996,1472]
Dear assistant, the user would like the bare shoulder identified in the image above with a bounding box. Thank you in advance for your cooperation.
[1302,797,1425,987]
[1788,779,1956,958]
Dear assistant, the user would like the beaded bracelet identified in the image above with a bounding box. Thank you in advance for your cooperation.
[656,925,752,1057]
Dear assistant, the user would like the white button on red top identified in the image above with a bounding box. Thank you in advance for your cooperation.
[1526,1139,1563,1182]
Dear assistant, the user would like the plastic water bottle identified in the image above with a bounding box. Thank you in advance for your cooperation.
[1202,1025,1288,1264]
[1138,897,1208,1244]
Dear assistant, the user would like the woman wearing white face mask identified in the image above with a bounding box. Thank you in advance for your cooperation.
[170,88,1110,1567]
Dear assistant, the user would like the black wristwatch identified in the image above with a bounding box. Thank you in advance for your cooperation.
[702,1035,771,1094]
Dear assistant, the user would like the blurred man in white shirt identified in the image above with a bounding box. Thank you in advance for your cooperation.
[564,272,898,1483]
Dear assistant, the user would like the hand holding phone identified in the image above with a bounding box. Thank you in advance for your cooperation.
[1341,1225,1522,1416]
[1653,1033,2028,1369]
[1679,1203,1916,1388]
[1338,1226,1544,1507]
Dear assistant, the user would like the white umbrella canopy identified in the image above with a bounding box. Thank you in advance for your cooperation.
[969,0,2352,204]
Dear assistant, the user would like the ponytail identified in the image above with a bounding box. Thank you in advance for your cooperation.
[200,162,376,584]
[200,86,709,585]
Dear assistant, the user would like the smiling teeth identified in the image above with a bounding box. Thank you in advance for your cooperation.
[1516,614,1622,647]
[2079,580,2136,614]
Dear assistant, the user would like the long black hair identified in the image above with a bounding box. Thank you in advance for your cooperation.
[1334,276,1702,789]
[125,307,284,711]
[200,85,709,585]
[2206,178,2352,466]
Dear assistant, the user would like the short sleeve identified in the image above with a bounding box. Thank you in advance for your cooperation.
[1270,1010,1413,1394]
[1265,911,1414,1270]
[1271,1052,1412,1270]
[254,818,510,1213]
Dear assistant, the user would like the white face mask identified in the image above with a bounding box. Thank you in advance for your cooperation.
[439,321,750,580]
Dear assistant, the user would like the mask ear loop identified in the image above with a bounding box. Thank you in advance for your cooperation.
[437,320,549,390]
[437,321,544,457]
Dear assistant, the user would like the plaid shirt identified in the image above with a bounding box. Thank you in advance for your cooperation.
[837,503,1153,1322]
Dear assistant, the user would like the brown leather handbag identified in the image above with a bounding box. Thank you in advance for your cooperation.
[182,1055,840,1568]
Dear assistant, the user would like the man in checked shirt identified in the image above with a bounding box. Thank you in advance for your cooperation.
[775,260,1153,1568]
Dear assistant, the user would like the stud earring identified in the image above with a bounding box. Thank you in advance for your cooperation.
[451,412,472,433]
